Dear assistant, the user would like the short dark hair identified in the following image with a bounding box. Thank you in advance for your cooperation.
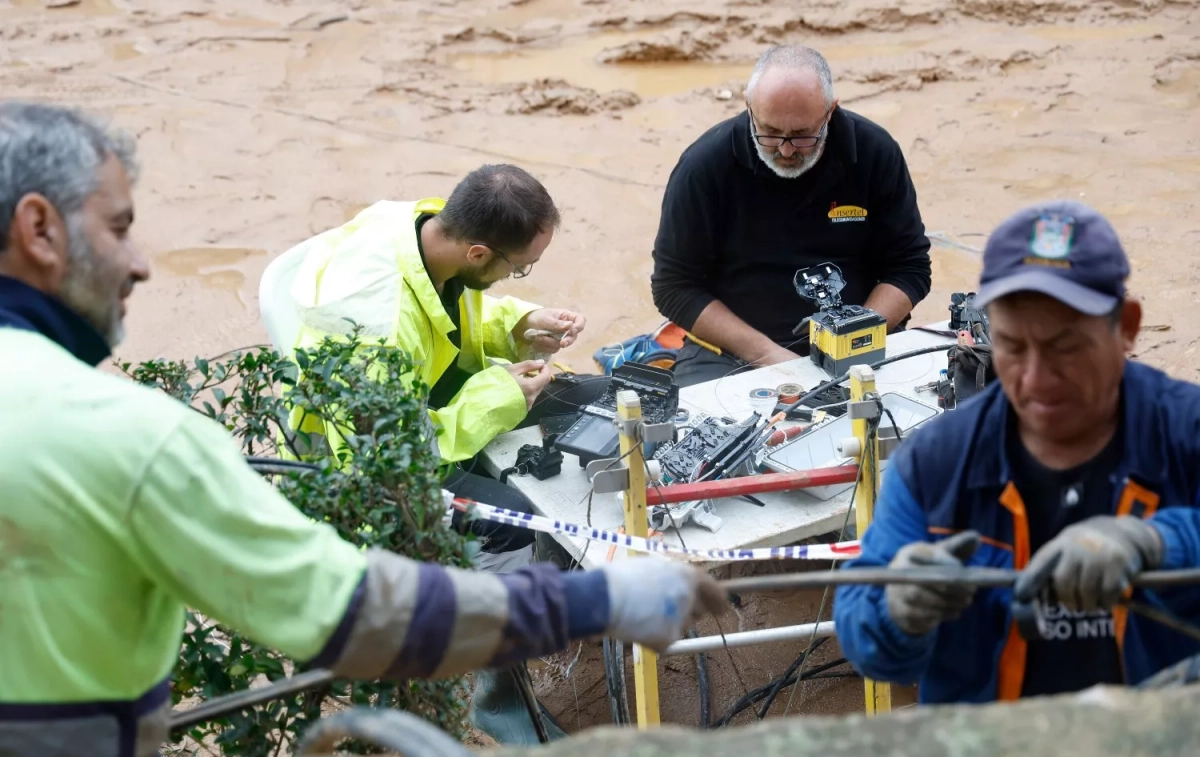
[438,164,560,253]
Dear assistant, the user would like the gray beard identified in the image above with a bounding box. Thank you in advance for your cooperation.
[754,135,826,179]
[58,216,124,347]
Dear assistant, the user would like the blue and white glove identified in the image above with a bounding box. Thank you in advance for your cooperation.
[600,558,727,652]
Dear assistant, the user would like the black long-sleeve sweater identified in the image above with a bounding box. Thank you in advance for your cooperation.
[650,107,932,350]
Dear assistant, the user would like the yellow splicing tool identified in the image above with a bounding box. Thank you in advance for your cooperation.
[792,262,887,377]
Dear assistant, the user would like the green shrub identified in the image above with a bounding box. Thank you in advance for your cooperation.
[121,327,472,756]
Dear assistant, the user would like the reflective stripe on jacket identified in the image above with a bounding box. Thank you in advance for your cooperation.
[0,680,169,757]
[833,360,1200,703]
[286,198,541,464]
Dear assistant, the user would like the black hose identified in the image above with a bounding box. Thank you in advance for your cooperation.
[690,628,711,728]
[779,344,955,416]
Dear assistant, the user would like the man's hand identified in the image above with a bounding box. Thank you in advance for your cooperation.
[600,559,729,653]
[516,308,586,355]
[885,531,981,636]
[755,347,803,367]
[503,360,553,411]
[1014,516,1164,613]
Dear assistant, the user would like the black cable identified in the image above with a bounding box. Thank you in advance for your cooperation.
[689,628,711,728]
[536,699,566,736]
[710,346,949,479]
[780,344,954,416]
[602,638,631,726]
[245,456,322,474]
[511,662,549,744]
[754,637,829,719]
[710,657,855,728]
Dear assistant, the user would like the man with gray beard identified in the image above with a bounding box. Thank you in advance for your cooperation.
[650,45,933,387]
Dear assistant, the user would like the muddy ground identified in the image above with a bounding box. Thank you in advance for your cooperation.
[4,0,1198,747]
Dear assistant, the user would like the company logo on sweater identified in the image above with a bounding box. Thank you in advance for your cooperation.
[828,202,867,223]
[1033,601,1115,641]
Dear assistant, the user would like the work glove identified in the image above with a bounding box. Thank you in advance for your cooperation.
[885,531,981,636]
[600,558,728,653]
[1015,515,1164,613]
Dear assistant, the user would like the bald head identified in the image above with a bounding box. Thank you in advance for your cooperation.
[745,45,834,111]
[744,45,835,136]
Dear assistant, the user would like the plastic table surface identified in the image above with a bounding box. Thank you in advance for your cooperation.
[477,322,958,570]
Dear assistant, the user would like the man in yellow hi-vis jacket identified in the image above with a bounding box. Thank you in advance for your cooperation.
[283,165,611,743]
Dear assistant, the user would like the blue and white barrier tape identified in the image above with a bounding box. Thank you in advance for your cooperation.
[448,494,861,562]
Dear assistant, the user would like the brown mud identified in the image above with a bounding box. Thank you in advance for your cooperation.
[4,0,1197,744]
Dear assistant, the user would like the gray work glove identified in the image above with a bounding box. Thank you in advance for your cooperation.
[1016,515,1164,613]
[600,559,729,653]
[885,531,981,636]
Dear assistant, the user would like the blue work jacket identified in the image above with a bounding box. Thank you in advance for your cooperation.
[834,360,1200,703]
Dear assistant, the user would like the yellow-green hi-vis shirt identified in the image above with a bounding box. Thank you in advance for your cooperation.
[0,324,604,757]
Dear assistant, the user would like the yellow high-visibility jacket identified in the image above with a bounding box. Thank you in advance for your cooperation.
[286,198,541,463]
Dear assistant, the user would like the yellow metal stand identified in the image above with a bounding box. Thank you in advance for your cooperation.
[616,390,661,728]
[849,365,893,716]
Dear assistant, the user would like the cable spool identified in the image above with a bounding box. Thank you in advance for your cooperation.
[776,383,803,405]
[748,387,779,418]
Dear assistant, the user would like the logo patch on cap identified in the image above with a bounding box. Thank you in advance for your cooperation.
[1026,212,1075,268]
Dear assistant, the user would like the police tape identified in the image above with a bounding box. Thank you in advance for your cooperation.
[448,495,861,562]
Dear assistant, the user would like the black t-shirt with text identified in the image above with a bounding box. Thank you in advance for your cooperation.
[1007,413,1126,697]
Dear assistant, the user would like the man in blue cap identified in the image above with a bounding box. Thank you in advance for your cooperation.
[833,199,1200,703]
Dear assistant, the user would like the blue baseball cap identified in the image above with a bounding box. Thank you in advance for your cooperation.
[974,200,1129,316]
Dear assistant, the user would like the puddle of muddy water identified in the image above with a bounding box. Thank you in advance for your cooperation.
[450,30,750,98]
[451,30,940,99]
[109,41,141,61]
[156,247,266,307]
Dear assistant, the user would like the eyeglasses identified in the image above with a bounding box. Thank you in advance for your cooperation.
[470,242,532,278]
[748,105,832,149]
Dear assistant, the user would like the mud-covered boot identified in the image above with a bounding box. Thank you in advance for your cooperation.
[468,667,566,744]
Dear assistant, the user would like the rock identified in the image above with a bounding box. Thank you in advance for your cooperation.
[486,685,1200,757]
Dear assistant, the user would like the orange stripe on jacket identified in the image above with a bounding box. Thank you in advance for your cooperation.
[927,526,1014,553]
[996,482,1030,701]
[1111,479,1161,665]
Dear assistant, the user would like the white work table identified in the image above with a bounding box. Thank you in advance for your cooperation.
[478,322,958,570]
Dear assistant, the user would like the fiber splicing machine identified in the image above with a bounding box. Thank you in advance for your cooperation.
[791,262,888,377]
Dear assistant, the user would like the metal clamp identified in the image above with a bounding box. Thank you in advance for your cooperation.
[586,458,630,494]
[616,417,640,438]
[642,421,676,444]
[848,399,880,420]
[877,426,901,460]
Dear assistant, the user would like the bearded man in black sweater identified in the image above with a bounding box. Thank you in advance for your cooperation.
[650,44,933,386]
